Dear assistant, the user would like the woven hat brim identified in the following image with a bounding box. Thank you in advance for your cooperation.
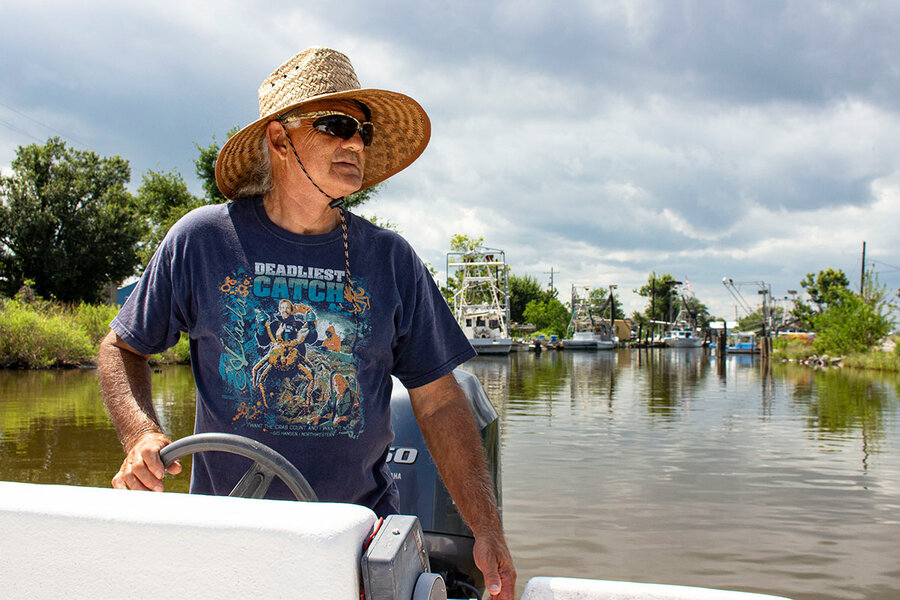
[215,88,430,200]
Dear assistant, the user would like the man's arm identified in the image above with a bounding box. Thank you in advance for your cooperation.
[408,372,516,600]
[97,330,181,491]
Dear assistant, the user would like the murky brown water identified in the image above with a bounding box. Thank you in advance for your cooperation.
[2,349,899,599]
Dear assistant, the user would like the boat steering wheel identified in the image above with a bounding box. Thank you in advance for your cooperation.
[159,433,318,502]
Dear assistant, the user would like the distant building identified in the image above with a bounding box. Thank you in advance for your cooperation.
[116,281,138,306]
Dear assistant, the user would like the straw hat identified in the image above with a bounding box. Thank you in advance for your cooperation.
[215,47,431,200]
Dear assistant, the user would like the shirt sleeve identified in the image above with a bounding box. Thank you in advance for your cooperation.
[390,256,476,389]
[110,232,191,356]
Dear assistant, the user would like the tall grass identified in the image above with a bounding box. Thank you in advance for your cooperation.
[0,299,95,368]
[66,302,121,346]
[0,297,192,369]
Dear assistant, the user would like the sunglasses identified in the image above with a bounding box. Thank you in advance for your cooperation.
[281,111,374,147]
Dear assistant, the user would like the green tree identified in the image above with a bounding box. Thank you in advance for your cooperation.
[812,288,892,355]
[441,234,485,301]
[635,272,680,323]
[509,273,554,323]
[587,288,626,320]
[523,297,570,338]
[0,138,143,302]
[193,129,237,204]
[794,268,851,329]
[134,170,204,269]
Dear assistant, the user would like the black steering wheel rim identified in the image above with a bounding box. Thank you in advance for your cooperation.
[159,433,318,502]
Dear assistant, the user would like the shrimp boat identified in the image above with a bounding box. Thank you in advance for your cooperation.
[446,246,512,355]
[0,369,793,600]
[662,308,704,348]
[562,285,617,350]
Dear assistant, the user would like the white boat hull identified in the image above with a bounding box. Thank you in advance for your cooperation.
[563,332,617,350]
[470,337,513,354]
[522,576,792,600]
[664,337,703,348]
[562,339,598,350]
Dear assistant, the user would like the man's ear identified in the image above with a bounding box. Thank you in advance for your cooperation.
[265,121,289,160]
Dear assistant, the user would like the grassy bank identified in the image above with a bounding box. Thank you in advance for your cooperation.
[0,298,190,369]
[773,336,900,372]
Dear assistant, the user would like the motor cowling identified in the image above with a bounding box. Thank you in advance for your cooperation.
[389,369,501,599]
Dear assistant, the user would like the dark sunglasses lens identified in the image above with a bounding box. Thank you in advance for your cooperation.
[313,115,373,146]
[360,123,374,146]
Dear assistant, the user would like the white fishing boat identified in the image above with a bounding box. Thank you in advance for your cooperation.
[663,327,704,348]
[447,246,512,355]
[563,285,618,350]
[0,370,793,600]
[662,292,704,348]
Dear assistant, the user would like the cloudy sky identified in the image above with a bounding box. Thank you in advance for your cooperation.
[2,0,899,319]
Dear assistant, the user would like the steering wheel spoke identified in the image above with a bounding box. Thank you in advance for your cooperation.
[159,433,318,501]
[229,461,276,498]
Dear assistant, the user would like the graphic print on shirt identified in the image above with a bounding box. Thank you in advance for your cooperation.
[217,262,371,439]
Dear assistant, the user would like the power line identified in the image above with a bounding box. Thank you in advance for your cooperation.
[0,100,91,149]
[0,117,46,144]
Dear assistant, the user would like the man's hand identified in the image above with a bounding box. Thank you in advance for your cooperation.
[111,431,181,492]
[474,530,517,599]
[408,373,517,599]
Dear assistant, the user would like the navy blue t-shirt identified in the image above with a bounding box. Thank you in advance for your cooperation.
[112,198,475,515]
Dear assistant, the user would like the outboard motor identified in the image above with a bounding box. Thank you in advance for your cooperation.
[389,369,500,600]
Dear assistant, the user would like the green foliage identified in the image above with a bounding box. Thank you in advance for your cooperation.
[812,288,892,355]
[67,302,120,346]
[150,333,191,365]
[441,234,487,301]
[635,272,680,322]
[359,213,399,233]
[0,138,144,302]
[135,169,204,268]
[772,337,815,360]
[587,288,626,320]
[509,273,554,324]
[0,299,94,367]
[193,128,238,204]
[523,297,570,338]
[0,296,190,368]
[794,268,851,329]
[449,234,484,253]
[842,349,900,371]
[344,183,383,211]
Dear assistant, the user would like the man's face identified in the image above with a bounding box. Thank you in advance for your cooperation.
[279,301,292,318]
[282,99,368,199]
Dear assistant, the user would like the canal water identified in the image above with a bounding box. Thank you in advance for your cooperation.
[1,349,898,600]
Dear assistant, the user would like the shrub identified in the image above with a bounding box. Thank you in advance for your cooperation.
[68,302,121,346]
[772,337,815,360]
[0,300,94,367]
[812,289,892,356]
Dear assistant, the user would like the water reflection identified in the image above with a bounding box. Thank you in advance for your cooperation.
[0,366,197,491]
[2,353,899,599]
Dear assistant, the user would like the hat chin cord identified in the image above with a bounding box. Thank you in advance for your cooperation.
[277,120,359,355]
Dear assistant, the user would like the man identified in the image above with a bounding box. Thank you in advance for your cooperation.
[98,47,515,598]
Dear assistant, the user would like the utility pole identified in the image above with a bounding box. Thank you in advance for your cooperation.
[544,267,556,295]
[860,241,866,297]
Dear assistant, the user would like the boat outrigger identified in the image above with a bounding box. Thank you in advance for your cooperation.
[1,371,792,600]
[562,285,617,350]
[446,247,512,355]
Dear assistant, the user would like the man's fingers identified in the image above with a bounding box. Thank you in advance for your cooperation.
[111,432,174,492]
[473,535,517,600]
[138,444,167,480]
